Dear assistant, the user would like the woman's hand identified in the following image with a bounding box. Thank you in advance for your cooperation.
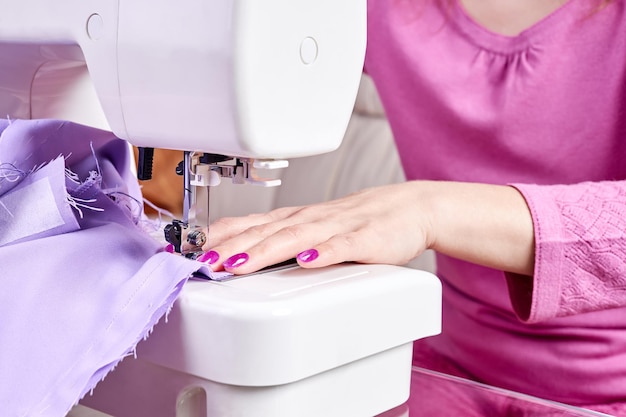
[202,182,433,274]
[202,181,535,277]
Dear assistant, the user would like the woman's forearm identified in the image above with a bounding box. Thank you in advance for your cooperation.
[419,181,535,276]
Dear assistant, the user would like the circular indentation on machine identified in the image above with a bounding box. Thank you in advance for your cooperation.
[299,37,318,65]
[86,14,104,40]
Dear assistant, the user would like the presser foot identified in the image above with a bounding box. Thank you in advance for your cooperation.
[163,219,207,259]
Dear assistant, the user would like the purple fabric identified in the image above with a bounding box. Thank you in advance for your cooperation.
[0,157,80,246]
[365,0,626,409]
[0,119,210,416]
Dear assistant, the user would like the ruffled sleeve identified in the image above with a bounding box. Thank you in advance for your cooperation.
[507,181,626,323]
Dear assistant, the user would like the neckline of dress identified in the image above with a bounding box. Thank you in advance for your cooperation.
[449,0,577,54]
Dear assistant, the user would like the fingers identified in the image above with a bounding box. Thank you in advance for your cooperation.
[204,206,304,249]
[196,183,430,275]
[204,201,357,273]
[212,221,400,275]
[207,220,338,274]
[296,231,383,269]
[215,226,409,275]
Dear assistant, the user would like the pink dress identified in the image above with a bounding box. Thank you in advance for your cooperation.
[365,0,626,412]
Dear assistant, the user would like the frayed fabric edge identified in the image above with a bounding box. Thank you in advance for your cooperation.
[65,277,188,417]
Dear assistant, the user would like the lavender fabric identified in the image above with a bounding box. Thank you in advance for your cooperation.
[0,119,210,416]
[0,157,79,246]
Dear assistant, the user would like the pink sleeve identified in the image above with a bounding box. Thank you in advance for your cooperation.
[506,181,626,323]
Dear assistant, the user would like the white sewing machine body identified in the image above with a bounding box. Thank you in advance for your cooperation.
[0,1,443,416]
[0,0,365,158]
[80,264,441,417]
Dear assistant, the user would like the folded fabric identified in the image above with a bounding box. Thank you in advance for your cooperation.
[0,119,210,416]
[0,157,79,246]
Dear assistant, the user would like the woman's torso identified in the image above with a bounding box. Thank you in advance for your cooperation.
[365,0,626,406]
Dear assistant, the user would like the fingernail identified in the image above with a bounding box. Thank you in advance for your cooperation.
[197,250,219,265]
[223,253,250,269]
[297,249,319,263]
[165,244,175,254]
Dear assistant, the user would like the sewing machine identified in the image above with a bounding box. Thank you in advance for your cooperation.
[0,1,442,416]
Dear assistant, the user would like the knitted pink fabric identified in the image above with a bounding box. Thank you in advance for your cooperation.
[366,0,626,409]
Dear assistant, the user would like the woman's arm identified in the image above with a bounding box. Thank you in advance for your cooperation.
[205,180,535,277]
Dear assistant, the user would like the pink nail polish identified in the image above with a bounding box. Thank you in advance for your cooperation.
[297,249,319,263]
[223,253,249,269]
[198,250,219,264]
[165,244,175,254]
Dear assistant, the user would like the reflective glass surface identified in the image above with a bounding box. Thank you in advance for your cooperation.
[378,367,611,417]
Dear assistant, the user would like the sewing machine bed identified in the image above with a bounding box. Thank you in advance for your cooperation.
[76,263,441,417]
